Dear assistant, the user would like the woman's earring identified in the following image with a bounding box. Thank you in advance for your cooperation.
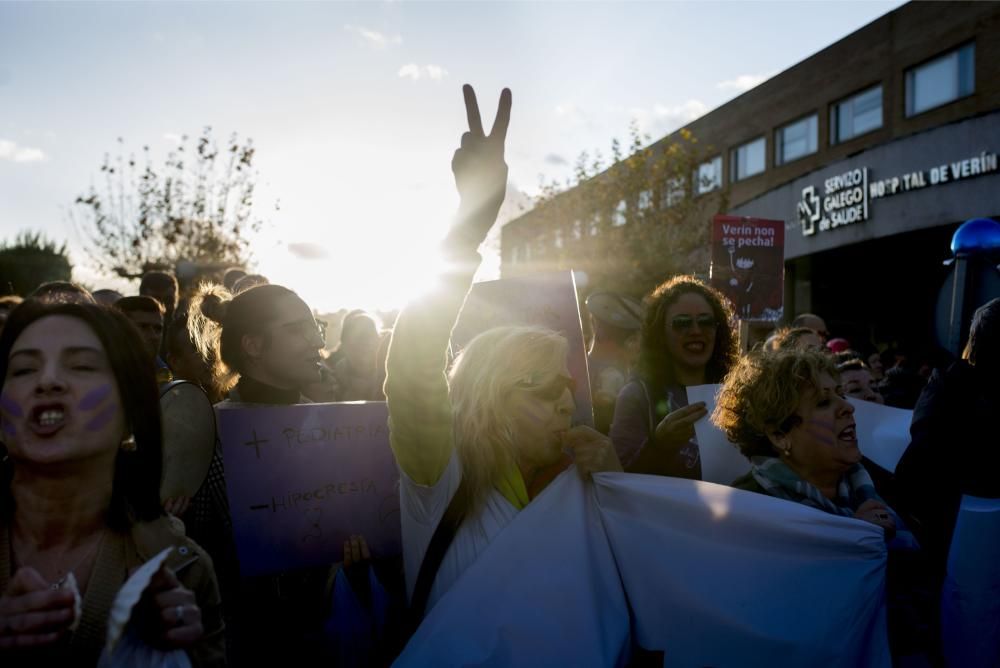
[120,434,137,452]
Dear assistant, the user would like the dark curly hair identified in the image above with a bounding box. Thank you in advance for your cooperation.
[0,301,164,529]
[637,275,737,398]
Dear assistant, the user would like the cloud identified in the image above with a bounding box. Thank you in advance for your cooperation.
[163,133,183,145]
[345,24,401,48]
[627,99,709,137]
[544,153,568,166]
[397,63,449,81]
[287,242,329,260]
[0,139,47,163]
[552,102,591,128]
[716,72,772,93]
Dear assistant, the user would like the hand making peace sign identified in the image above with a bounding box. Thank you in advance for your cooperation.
[449,84,512,249]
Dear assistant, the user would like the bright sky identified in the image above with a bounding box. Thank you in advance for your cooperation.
[0,0,906,312]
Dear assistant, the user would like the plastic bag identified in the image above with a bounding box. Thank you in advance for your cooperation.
[96,546,192,668]
[323,565,391,667]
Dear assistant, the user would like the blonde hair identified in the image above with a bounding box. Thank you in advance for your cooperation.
[448,325,569,511]
[186,283,239,394]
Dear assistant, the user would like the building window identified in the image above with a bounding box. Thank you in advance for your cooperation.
[535,233,547,256]
[775,114,818,165]
[637,189,653,212]
[510,245,520,264]
[905,42,975,117]
[554,228,564,249]
[612,199,627,226]
[523,243,532,261]
[661,177,685,208]
[589,212,600,236]
[831,85,882,144]
[572,219,583,240]
[730,137,765,182]
[695,156,722,194]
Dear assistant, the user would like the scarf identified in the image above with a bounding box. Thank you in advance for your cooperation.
[750,457,919,550]
[749,457,880,517]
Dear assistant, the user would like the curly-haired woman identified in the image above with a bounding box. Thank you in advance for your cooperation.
[609,276,737,478]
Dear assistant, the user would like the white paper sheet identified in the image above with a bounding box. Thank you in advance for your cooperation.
[687,383,752,485]
[848,398,913,473]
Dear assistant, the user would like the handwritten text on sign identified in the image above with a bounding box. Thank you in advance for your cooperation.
[216,401,400,577]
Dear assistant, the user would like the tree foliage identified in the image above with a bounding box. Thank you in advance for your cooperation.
[530,122,728,299]
[0,231,73,296]
[72,127,264,279]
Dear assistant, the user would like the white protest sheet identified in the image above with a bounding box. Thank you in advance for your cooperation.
[396,472,890,667]
[395,472,631,668]
[848,398,913,473]
[687,383,752,485]
[596,474,890,668]
[941,495,1000,668]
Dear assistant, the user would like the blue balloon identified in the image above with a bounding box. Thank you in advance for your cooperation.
[951,218,1000,256]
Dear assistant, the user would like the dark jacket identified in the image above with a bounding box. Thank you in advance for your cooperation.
[895,360,1000,576]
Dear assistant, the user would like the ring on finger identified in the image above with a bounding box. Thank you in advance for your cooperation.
[174,605,185,627]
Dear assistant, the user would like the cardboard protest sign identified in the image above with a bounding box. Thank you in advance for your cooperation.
[687,383,751,485]
[215,401,400,577]
[451,271,593,427]
[849,398,913,473]
[710,215,784,321]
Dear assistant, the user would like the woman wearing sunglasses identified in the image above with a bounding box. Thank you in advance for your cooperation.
[610,275,737,478]
[386,85,621,615]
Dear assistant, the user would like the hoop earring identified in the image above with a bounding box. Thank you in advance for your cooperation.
[120,434,137,452]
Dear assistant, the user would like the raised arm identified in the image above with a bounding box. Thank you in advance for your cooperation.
[385,85,512,485]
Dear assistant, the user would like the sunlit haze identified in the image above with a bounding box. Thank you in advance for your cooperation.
[0,1,905,312]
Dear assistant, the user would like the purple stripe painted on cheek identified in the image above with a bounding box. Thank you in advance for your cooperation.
[78,384,113,411]
[0,394,23,418]
[805,419,836,446]
[2,421,15,437]
[85,404,117,432]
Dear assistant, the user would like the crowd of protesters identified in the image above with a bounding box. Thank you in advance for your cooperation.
[0,84,996,667]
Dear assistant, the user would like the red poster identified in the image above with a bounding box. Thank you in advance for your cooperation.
[710,215,784,321]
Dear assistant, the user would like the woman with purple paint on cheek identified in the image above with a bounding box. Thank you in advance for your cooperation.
[712,349,901,536]
[0,302,225,666]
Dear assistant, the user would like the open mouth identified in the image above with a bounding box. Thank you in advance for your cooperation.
[838,424,857,442]
[30,404,67,434]
[683,341,706,354]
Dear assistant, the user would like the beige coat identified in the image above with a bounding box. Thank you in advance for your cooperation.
[0,515,225,667]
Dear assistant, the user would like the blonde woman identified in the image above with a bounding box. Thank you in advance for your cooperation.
[386,86,620,616]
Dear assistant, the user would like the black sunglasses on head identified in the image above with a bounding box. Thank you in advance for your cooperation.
[670,314,718,333]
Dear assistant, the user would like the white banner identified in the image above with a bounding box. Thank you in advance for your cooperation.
[396,472,890,667]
